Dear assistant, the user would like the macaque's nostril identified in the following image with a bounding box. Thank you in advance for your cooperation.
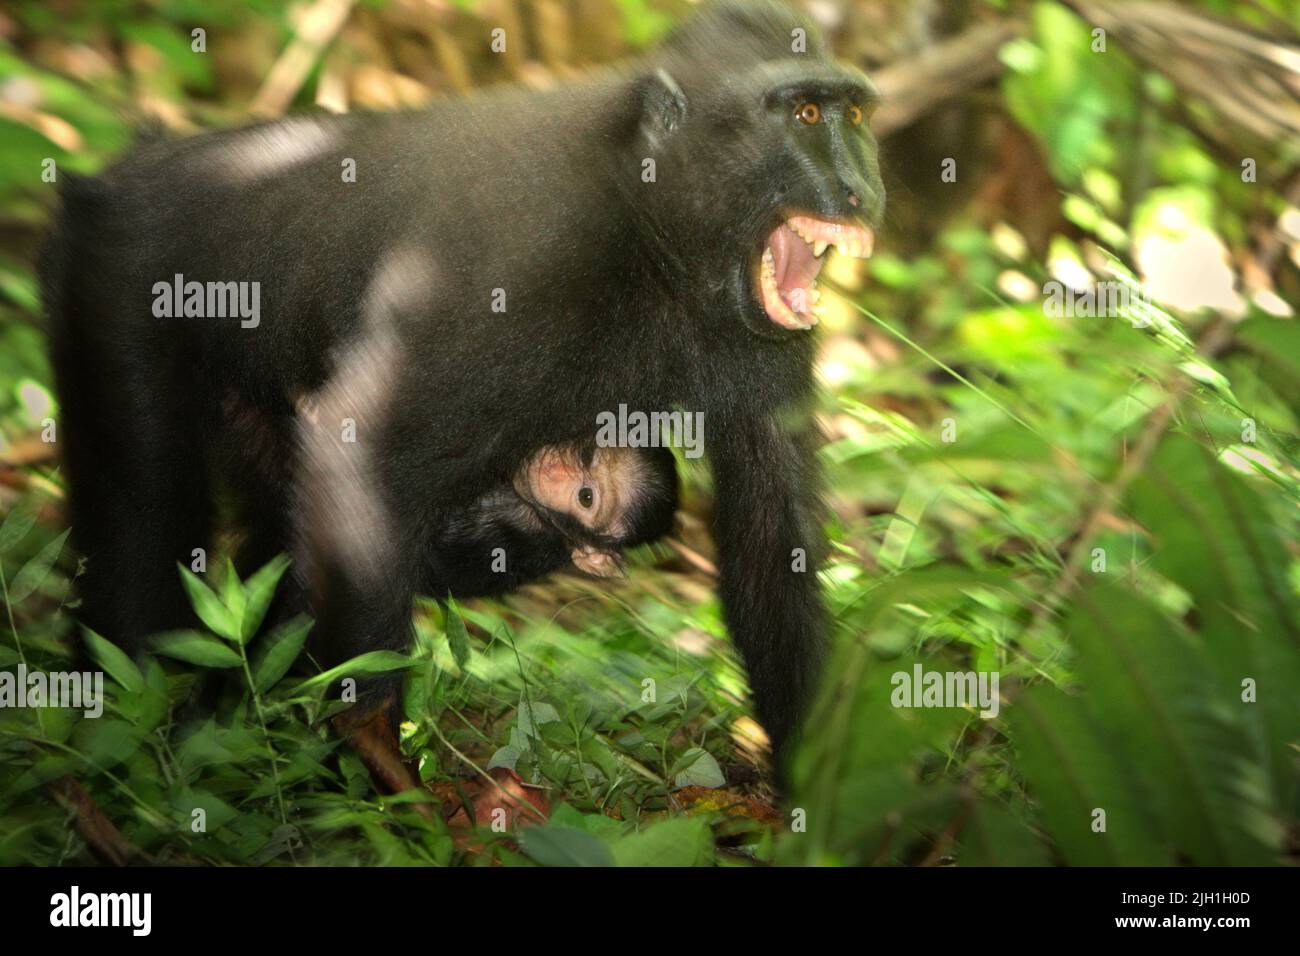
[847,192,860,207]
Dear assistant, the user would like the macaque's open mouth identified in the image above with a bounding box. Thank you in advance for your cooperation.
[758,215,875,330]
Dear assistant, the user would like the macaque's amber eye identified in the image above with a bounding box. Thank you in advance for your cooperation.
[577,486,594,509]
[795,102,821,125]
[847,104,863,126]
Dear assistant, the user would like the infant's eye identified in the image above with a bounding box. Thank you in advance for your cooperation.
[795,101,821,125]
[577,487,594,508]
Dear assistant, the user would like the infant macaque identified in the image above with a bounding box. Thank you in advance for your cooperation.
[427,442,678,598]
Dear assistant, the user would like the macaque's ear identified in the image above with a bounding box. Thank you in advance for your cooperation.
[571,544,625,579]
[639,70,686,149]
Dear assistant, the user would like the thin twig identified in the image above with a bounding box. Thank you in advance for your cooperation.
[48,775,144,866]
[249,0,357,118]
[1024,317,1236,638]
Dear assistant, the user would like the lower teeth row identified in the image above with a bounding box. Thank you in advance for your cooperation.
[760,251,823,320]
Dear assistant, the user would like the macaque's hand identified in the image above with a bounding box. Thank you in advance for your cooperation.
[570,544,624,578]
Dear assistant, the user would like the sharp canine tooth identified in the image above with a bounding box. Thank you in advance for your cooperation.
[813,240,828,257]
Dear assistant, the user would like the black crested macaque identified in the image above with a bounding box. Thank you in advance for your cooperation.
[429,441,679,597]
[42,0,884,771]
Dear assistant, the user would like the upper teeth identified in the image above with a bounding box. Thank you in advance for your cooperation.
[786,215,875,260]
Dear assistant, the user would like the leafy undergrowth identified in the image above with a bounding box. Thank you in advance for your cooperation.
[0,536,783,865]
[2,346,1297,866]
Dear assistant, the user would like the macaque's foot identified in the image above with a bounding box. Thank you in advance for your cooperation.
[331,705,434,819]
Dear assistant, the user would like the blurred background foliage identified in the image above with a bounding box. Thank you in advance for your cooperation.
[1,0,1298,866]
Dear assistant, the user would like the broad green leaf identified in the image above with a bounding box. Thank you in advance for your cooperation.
[294,650,414,692]
[9,528,69,602]
[117,658,170,734]
[1068,583,1282,865]
[611,817,712,867]
[1239,317,1300,415]
[5,755,77,795]
[1128,436,1300,811]
[487,741,523,772]
[672,747,725,789]
[1012,685,1169,865]
[170,785,239,832]
[786,645,971,865]
[220,559,247,640]
[0,495,41,553]
[519,824,614,867]
[71,718,143,772]
[82,627,143,694]
[251,614,312,693]
[178,565,241,642]
[241,554,292,643]
[151,629,243,668]
[957,801,1050,867]
[445,598,470,670]
[518,700,560,738]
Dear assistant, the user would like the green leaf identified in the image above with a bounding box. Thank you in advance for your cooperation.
[785,646,972,865]
[178,565,241,642]
[519,824,615,867]
[445,598,470,670]
[241,554,292,643]
[611,817,713,867]
[82,628,143,694]
[8,528,69,603]
[151,629,243,668]
[117,658,170,734]
[220,559,247,639]
[251,614,312,693]
[1068,583,1282,865]
[6,755,78,795]
[1012,685,1169,865]
[672,747,725,789]
[1128,436,1300,811]
[171,785,239,832]
[1239,317,1300,389]
[957,801,1050,866]
[518,700,561,738]
[71,718,143,772]
[294,650,414,692]
[0,495,41,554]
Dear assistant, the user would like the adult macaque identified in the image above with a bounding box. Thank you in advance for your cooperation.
[43,0,884,769]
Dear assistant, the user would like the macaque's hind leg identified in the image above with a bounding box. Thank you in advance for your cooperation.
[55,336,212,650]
